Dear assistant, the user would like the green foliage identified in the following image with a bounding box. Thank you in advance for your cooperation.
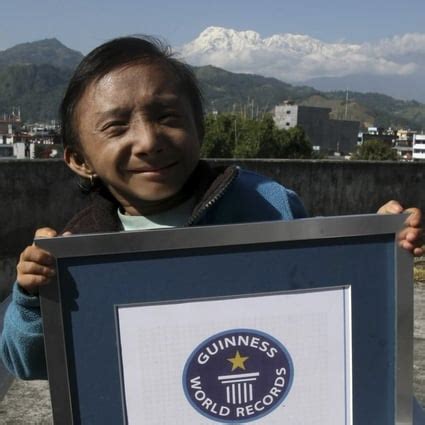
[202,114,236,157]
[281,127,314,158]
[201,113,313,159]
[351,139,398,161]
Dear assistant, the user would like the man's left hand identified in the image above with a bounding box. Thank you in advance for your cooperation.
[377,200,424,257]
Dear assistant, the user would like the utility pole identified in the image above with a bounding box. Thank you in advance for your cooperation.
[344,88,349,120]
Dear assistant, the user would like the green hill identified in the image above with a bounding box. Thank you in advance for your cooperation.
[195,66,425,130]
[194,65,318,113]
[323,91,425,130]
[0,39,82,121]
[0,64,72,121]
[0,38,83,69]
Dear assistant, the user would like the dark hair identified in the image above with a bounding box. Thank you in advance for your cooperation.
[60,36,204,151]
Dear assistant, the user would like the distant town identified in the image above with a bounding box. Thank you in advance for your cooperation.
[273,101,425,161]
[1,102,424,161]
[0,109,61,160]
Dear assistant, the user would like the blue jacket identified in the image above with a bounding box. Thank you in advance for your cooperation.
[0,164,307,380]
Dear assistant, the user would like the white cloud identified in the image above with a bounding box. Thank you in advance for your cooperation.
[180,27,422,81]
[370,33,425,56]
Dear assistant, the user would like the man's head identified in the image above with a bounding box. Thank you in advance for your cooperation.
[62,36,205,215]
[60,36,204,151]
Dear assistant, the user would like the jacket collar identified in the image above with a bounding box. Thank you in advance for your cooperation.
[63,160,239,234]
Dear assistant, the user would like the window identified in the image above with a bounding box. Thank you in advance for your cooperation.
[0,146,14,157]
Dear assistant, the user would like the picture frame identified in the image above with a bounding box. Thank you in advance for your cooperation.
[38,214,412,424]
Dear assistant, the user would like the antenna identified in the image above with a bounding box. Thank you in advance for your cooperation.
[344,88,349,120]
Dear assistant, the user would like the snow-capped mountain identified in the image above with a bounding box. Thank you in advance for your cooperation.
[180,27,425,102]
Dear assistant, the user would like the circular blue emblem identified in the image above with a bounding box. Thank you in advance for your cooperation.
[182,329,294,423]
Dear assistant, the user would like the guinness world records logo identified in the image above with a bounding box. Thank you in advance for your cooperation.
[182,329,294,423]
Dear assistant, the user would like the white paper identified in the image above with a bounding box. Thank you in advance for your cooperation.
[116,287,352,424]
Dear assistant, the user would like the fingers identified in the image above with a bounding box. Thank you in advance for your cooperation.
[402,208,424,256]
[34,227,58,238]
[414,246,425,256]
[377,202,424,257]
[398,225,423,242]
[397,217,424,257]
[17,260,55,278]
[403,207,422,228]
[17,228,57,294]
[399,237,423,251]
[17,266,55,288]
[377,200,403,215]
[399,239,424,257]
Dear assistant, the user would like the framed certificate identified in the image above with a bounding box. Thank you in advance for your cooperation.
[38,214,412,424]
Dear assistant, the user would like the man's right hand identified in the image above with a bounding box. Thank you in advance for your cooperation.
[16,227,59,294]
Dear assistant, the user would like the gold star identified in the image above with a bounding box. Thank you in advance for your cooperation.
[227,350,249,371]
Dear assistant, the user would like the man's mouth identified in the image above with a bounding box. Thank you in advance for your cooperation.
[128,161,178,173]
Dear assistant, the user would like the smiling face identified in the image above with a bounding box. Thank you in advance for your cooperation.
[65,62,201,215]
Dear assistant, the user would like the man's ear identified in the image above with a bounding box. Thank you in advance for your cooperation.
[64,147,95,178]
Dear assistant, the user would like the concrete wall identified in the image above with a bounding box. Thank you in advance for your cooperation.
[211,159,425,215]
[0,160,89,297]
[1,158,425,297]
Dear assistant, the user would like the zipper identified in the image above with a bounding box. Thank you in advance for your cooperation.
[185,167,239,226]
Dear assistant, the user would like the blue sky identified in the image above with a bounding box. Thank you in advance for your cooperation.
[1,0,424,53]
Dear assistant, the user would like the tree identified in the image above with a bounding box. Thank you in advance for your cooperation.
[232,116,260,158]
[201,114,235,158]
[280,127,313,159]
[202,113,313,159]
[351,139,397,161]
[256,114,281,158]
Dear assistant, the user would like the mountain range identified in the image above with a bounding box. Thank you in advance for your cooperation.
[182,27,425,103]
[0,36,425,130]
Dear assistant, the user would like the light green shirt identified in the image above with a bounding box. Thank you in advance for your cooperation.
[117,197,195,231]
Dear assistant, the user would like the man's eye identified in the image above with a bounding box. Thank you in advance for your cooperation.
[102,121,128,134]
[159,113,181,124]
[104,121,127,129]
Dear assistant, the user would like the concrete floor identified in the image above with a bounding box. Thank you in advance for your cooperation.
[414,283,425,407]
[0,379,51,424]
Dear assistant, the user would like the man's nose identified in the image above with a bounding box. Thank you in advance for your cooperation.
[130,120,164,155]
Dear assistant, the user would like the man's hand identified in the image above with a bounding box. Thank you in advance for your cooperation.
[16,227,64,294]
[377,200,424,256]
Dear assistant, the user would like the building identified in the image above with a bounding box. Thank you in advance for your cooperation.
[413,134,425,161]
[0,110,61,159]
[394,129,415,160]
[360,127,396,145]
[0,142,34,159]
[273,102,359,155]
[0,109,21,136]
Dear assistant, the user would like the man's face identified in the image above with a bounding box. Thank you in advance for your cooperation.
[73,62,201,214]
